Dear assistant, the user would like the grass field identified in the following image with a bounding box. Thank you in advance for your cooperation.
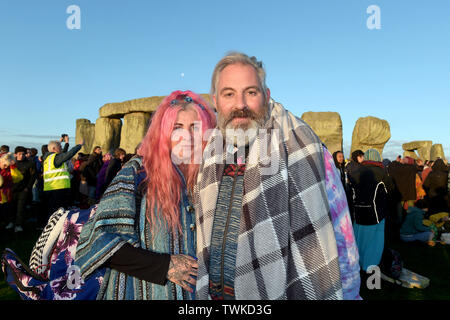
[1,220,450,300]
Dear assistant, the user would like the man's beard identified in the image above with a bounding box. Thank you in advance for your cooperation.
[217,107,267,147]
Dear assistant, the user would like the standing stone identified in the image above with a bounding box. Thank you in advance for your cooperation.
[75,119,95,154]
[119,112,151,154]
[301,112,343,155]
[99,94,213,118]
[92,117,122,154]
[403,151,418,159]
[351,116,391,157]
[430,144,446,161]
[402,141,432,160]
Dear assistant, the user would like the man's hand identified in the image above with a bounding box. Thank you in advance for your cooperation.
[64,135,69,143]
[167,254,198,293]
[78,139,85,146]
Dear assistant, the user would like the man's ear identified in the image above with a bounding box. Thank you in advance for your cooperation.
[266,88,271,102]
[213,94,218,110]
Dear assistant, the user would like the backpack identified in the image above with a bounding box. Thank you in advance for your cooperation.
[379,248,403,280]
[1,206,105,300]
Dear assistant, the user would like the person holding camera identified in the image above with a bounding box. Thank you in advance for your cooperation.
[42,135,84,225]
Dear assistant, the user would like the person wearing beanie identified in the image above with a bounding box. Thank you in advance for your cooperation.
[348,148,395,273]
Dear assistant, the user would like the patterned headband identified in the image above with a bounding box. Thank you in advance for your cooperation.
[170,95,206,111]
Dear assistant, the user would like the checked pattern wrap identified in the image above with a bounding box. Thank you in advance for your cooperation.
[194,100,343,300]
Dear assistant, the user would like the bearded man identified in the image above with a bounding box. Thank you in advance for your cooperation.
[194,52,361,300]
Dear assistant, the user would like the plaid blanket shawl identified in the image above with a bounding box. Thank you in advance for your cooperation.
[194,99,343,300]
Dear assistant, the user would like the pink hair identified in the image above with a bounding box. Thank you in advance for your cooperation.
[137,90,216,236]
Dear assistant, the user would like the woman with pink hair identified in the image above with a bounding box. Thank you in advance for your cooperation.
[73,90,217,300]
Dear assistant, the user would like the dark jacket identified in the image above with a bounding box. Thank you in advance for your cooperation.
[346,160,361,177]
[104,158,123,188]
[423,159,449,214]
[82,153,103,186]
[423,159,448,199]
[11,159,37,193]
[348,161,395,225]
[387,161,417,201]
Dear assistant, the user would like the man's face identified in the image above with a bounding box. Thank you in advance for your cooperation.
[214,63,270,137]
[15,151,26,162]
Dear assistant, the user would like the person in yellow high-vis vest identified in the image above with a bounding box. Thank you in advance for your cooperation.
[42,136,84,226]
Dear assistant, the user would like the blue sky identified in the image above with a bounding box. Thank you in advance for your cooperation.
[1,0,449,160]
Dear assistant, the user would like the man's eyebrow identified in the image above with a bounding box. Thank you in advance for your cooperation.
[219,87,235,94]
[219,86,261,93]
[245,86,261,91]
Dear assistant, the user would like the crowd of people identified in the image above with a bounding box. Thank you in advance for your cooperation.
[0,139,132,233]
[1,51,449,300]
[332,148,450,277]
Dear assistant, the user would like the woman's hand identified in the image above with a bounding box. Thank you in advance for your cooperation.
[167,254,198,293]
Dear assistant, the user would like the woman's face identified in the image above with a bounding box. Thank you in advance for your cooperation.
[357,155,365,163]
[336,152,344,164]
[170,105,201,164]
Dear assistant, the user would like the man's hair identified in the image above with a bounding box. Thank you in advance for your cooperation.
[351,150,365,163]
[14,146,27,154]
[210,51,268,102]
[113,148,126,159]
[30,148,38,157]
[1,145,9,152]
[48,141,61,152]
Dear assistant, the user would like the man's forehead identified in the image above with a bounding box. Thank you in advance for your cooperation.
[217,63,260,88]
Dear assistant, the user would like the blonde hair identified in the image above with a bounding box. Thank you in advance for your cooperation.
[0,152,15,166]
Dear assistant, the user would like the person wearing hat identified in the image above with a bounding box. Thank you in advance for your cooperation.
[348,148,395,273]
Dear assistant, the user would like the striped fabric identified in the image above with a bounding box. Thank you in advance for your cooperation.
[194,99,344,300]
[29,208,69,276]
[209,163,246,300]
[74,157,197,300]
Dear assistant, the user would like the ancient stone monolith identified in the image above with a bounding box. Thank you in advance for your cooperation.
[301,111,343,155]
[75,119,95,154]
[430,144,446,161]
[402,140,432,160]
[92,117,122,154]
[119,112,151,154]
[403,151,418,159]
[351,116,391,157]
[99,94,213,118]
